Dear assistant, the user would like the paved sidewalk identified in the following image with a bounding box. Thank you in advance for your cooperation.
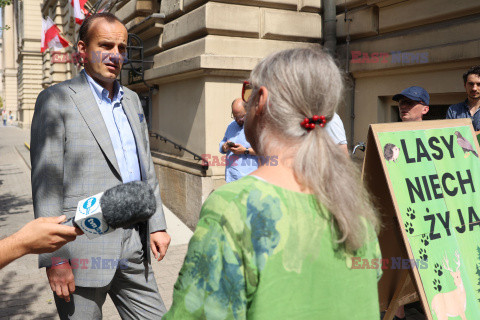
[0,126,193,319]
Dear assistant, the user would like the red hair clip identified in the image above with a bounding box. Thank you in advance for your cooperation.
[300,115,326,131]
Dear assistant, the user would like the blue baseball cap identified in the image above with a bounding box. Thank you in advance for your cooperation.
[393,86,430,105]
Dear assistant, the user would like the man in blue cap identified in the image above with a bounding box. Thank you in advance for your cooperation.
[393,86,430,122]
[389,85,430,320]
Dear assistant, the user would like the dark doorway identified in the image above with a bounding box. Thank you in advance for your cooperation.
[424,105,449,121]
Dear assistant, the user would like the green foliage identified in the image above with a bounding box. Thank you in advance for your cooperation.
[0,0,12,7]
[0,0,12,31]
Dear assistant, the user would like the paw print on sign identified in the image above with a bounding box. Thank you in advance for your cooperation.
[434,263,443,277]
[404,221,414,234]
[421,234,430,246]
[433,279,442,292]
[419,248,428,261]
[406,207,416,220]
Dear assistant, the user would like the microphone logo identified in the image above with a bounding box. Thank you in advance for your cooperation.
[79,196,100,215]
[82,217,110,235]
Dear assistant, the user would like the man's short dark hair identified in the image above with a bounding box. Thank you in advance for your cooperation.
[79,13,123,45]
[463,66,480,84]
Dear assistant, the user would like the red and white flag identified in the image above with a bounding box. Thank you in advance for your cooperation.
[41,17,69,53]
[71,0,89,25]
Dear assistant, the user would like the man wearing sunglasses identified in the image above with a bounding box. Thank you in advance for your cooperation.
[393,86,430,122]
[219,97,258,182]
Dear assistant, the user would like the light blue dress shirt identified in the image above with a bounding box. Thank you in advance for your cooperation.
[83,69,141,183]
[219,121,258,183]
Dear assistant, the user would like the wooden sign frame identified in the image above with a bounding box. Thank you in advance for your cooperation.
[362,118,479,320]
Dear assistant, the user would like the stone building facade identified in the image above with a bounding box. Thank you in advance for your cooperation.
[2,3,18,123]
[132,0,323,227]
[3,0,479,227]
[1,0,43,128]
[0,38,4,108]
[336,0,480,156]
[41,0,80,87]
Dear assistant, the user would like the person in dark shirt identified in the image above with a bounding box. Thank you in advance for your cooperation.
[446,66,480,133]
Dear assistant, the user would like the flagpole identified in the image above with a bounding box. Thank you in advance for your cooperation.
[54,18,73,47]
[51,19,73,47]
[59,31,73,47]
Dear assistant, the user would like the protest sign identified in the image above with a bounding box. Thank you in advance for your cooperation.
[363,119,480,320]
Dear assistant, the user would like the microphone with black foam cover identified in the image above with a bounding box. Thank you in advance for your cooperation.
[101,181,156,228]
[63,181,156,239]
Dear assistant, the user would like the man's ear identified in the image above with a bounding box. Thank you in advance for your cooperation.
[77,41,88,64]
[256,86,269,116]
[422,105,429,115]
[77,41,86,54]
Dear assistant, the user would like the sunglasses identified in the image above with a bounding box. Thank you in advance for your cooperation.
[231,114,246,121]
[242,81,252,102]
[399,99,425,107]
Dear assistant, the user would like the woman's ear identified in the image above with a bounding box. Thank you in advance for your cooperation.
[256,86,269,115]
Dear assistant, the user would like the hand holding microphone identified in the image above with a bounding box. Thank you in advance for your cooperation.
[47,181,158,302]
[0,216,82,270]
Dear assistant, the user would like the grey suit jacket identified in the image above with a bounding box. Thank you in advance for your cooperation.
[30,72,167,287]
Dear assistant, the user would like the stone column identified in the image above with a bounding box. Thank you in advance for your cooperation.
[2,3,18,122]
[0,39,4,106]
[17,0,44,128]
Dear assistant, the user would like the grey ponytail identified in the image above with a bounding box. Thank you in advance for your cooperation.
[247,48,379,251]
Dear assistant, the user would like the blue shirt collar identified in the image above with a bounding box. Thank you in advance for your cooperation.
[232,120,243,129]
[82,69,124,103]
[459,99,480,115]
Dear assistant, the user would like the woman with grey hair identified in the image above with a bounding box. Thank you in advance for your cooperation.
[164,48,381,319]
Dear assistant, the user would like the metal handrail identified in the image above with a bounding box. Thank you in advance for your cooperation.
[352,142,366,155]
[149,131,209,170]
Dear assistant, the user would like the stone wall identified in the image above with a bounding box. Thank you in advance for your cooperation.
[335,0,480,157]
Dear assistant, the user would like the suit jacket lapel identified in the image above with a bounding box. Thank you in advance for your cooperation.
[69,73,122,177]
[122,93,148,180]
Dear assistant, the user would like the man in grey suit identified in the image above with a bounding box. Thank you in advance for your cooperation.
[30,13,170,319]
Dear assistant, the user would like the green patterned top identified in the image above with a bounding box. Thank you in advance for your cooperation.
[164,176,381,319]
